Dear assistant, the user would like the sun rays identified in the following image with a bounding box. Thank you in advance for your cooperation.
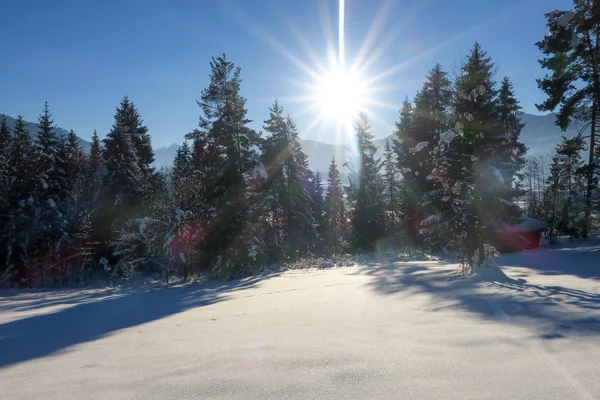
[221,0,513,147]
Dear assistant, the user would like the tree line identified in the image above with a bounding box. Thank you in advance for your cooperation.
[0,1,598,287]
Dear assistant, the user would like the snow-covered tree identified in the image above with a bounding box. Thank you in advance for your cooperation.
[306,169,326,254]
[100,100,144,244]
[172,140,196,212]
[65,129,86,189]
[536,2,600,236]
[427,43,526,266]
[0,116,12,275]
[4,116,37,286]
[393,65,453,243]
[547,135,587,241]
[186,54,262,278]
[260,100,314,261]
[324,157,346,255]
[350,114,382,251]
[381,140,402,236]
[89,130,104,173]
[32,103,70,286]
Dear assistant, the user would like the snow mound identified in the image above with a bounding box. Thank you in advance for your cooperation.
[471,265,513,283]
[555,10,575,27]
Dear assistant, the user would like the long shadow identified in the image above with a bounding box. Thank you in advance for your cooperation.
[0,288,125,313]
[352,260,600,340]
[0,274,276,368]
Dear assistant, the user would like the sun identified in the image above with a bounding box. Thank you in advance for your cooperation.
[315,67,366,125]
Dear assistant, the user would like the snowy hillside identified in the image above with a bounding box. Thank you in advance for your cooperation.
[1,240,599,399]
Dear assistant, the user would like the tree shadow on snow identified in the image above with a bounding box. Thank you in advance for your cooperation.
[351,260,600,340]
[0,274,276,368]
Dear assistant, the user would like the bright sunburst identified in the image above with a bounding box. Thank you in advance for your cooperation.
[314,66,367,125]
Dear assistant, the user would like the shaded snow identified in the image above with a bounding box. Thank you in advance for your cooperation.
[1,243,600,399]
[439,129,458,146]
[251,162,268,179]
[555,10,575,26]
[471,265,514,283]
[505,217,548,232]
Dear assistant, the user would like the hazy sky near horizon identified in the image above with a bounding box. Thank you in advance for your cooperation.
[1,0,574,147]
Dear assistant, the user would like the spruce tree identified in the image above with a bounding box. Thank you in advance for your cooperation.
[393,97,420,239]
[34,103,69,284]
[4,116,36,286]
[307,170,325,254]
[429,43,526,266]
[65,129,86,190]
[381,140,402,236]
[116,96,155,175]
[261,100,314,261]
[551,135,587,238]
[0,116,12,273]
[188,54,261,277]
[0,116,10,154]
[101,102,143,241]
[351,114,382,251]
[172,140,195,211]
[536,2,600,236]
[89,130,104,172]
[86,130,105,244]
[324,157,346,255]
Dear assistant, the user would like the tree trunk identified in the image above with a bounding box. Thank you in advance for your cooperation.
[583,101,596,238]
[477,239,485,266]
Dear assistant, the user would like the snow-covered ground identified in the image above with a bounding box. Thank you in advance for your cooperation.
[1,242,599,399]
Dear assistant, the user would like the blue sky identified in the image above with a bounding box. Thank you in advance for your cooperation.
[1,0,574,147]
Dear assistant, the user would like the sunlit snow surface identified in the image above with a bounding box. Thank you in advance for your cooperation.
[1,240,599,399]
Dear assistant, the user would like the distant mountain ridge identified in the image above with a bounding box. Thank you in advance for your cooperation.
[1,114,91,152]
[152,113,583,173]
[2,112,583,173]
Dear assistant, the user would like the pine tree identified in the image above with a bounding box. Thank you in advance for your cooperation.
[381,140,402,236]
[0,115,10,154]
[89,130,104,172]
[172,140,195,211]
[307,170,325,254]
[85,130,105,248]
[324,157,346,255]
[496,77,527,187]
[33,103,69,285]
[351,114,382,251]
[4,116,37,286]
[428,43,526,266]
[187,54,262,277]
[261,100,314,261]
[35,102,65,202]
[393,97,420,239]
[116,96,155,175]
[101,102,143,241]
[536,2,600,236]
[552,135,587,238]
[0,116,12,273]
[65,129,86,190]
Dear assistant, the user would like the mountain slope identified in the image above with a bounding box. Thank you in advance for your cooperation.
[1,114,91,151]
